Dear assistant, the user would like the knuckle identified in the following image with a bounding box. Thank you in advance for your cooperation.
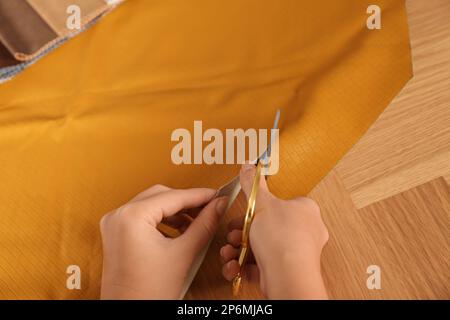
[112,205,139,227]
[118,205,138,220]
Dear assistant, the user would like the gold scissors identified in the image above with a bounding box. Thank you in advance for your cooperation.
[232,109,280,296]
[157,110,280,298]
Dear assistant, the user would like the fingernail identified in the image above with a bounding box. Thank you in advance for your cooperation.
[215,197,228,216]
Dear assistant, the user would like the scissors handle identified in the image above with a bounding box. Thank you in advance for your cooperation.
[232,161,262,296]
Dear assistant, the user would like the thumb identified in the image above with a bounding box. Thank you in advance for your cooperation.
[180,196,228,252]
[240,163,270,201]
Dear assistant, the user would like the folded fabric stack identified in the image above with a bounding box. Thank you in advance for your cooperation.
[0,0,123,83]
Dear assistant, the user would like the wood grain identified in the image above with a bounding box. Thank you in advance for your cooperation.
[313,0,450,299]
[336,0,450,208]
[187,0,450,299]
[357,178,450,299]
[311,175,450,299]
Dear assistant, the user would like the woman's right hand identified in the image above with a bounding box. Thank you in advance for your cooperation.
[220,164,329,299]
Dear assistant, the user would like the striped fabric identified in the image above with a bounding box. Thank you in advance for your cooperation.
[0,0,124,83]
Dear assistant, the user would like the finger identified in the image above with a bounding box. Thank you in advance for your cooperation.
[130,184,171,202]
[222,260,240,281]
[227,229,242,247]
[220,244,239,263]
[180,196,228,252]
[222,260,260,283]
[227,216,244,231]
[132,188,216,226]
[221,242,256,263]
[240,164,269,199]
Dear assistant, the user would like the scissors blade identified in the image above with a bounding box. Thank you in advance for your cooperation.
[181,109,281,298]
[216,175,241,211]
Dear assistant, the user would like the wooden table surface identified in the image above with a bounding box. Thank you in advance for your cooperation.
[186,0,450,299]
